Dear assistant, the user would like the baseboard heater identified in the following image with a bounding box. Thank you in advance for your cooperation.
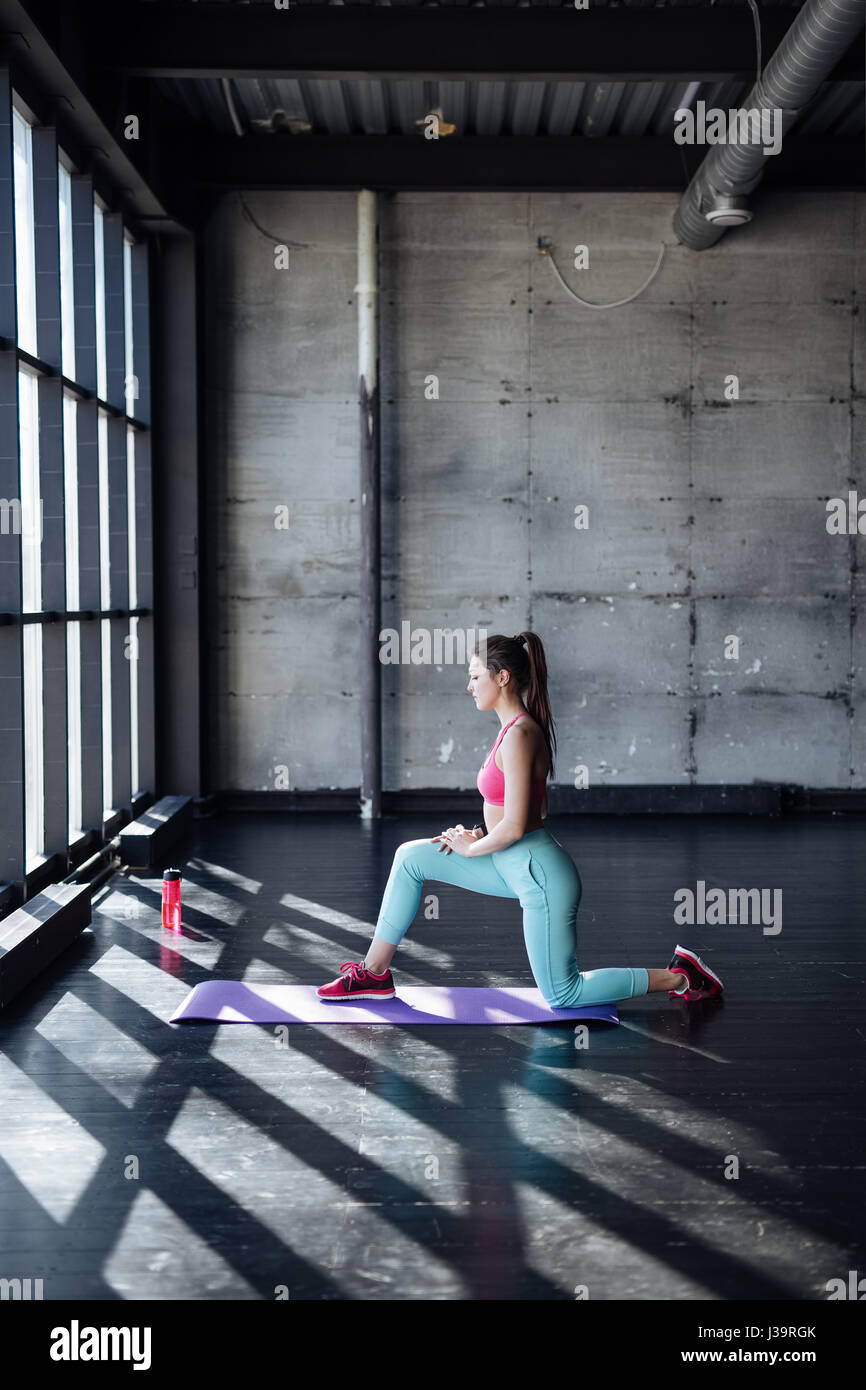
[118,794,194,869]
[0,881,92,1009]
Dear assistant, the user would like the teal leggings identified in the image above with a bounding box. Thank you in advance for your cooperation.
[373,828,650,1010]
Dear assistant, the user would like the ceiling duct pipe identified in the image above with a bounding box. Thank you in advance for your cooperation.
[672,0,865,250]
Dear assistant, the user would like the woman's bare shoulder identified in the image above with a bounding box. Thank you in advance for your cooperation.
[497,715,548,769]
[524,716,552,771]
[514,714,543,744]
[503,715,539,743]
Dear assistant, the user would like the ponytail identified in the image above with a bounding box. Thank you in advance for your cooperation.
[518,630,557,780]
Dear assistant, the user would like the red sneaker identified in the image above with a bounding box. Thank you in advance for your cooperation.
[667,945,724,1000]
[317,960,396,1002]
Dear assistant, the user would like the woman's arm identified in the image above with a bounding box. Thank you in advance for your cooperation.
[466,820,522,856]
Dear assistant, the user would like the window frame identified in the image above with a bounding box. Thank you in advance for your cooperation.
[0,68,155,910]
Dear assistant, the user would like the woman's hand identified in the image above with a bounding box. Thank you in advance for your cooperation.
[430,823,464,854]
[430,824,484,854]
[439,827,480,857]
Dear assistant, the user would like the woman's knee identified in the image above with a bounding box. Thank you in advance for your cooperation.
[544,983,579,1010]
[394,838,431,867]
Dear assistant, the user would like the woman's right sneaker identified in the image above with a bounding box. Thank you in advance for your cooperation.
[317,960,396,1001]
[667,945,724,1001]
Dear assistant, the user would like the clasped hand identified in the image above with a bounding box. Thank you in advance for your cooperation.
[430,824,484,856]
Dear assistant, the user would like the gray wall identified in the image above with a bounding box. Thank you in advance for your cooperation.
[202,189,865,793]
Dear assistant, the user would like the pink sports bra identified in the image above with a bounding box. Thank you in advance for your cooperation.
[476,711,548,806]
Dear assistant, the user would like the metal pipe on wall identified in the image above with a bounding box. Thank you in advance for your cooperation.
[356,189,381,819]
[672,0,866,249]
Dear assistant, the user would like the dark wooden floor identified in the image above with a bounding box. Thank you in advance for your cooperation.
[1,811,864,1301]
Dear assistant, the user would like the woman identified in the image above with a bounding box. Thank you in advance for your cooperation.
[317,632,724,1008]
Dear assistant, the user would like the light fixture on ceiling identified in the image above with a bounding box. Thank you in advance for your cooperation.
[415,106,457,137]
[251,108,312,135]
[703,192,754,226]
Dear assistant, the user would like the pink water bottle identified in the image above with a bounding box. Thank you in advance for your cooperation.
[162,868,182,931]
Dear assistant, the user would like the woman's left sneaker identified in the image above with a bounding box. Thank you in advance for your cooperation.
[317,961,396,1001]
[667,945,724,1000]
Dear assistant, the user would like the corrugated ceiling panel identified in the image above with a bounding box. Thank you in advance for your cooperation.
[160,71,865,138]
[153,0,864,146]
[145,0,861,137]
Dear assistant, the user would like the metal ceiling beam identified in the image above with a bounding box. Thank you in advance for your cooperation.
[75,3,864,83]
[162,132,864,193]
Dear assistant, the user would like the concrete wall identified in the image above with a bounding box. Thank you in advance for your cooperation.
[202,189,865,793]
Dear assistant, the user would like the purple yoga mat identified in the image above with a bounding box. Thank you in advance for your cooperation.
[169,981,619,1026]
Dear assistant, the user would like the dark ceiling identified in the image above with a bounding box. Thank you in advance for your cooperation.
[1,0,862,233]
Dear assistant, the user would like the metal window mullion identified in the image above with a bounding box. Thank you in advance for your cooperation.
[37,372,68,861]
[130,238,153,795]
[0,69,17,341]
[32,125,60,368]
[103,211,125,412]
[0,607,151,624]
[76,396,102,832]
[70,174,96,395]
[107,413,130,811]
[0,351,24,897]
[33,123,69,862]
[0,67,24,899]
[70,176,103,832]
[131,239,151,426]
[133,428,154,795]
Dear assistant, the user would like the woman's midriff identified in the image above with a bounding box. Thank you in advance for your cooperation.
[483,799,547,836]
[480,750,547,834]
[482,742,549,836]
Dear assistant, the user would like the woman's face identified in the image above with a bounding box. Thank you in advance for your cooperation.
[467,656,502,711]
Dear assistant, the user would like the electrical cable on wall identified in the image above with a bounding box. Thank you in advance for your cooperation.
[538,0,763,307]
[237,192,312,249]
[220,77,312,249]
[539,240,667,310]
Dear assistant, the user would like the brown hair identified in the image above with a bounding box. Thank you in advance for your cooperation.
[473,631,557,779]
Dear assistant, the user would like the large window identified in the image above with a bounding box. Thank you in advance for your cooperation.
[98,408,112,817]
[123,233,135,412]
[15,111,43,871]
[19,367,43,869]
[127,424,139,799]
[63,391,82,842]
[58,159,75,380]
[1,86,153,903]
[93,200,107,401]
[12,107,36,356]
